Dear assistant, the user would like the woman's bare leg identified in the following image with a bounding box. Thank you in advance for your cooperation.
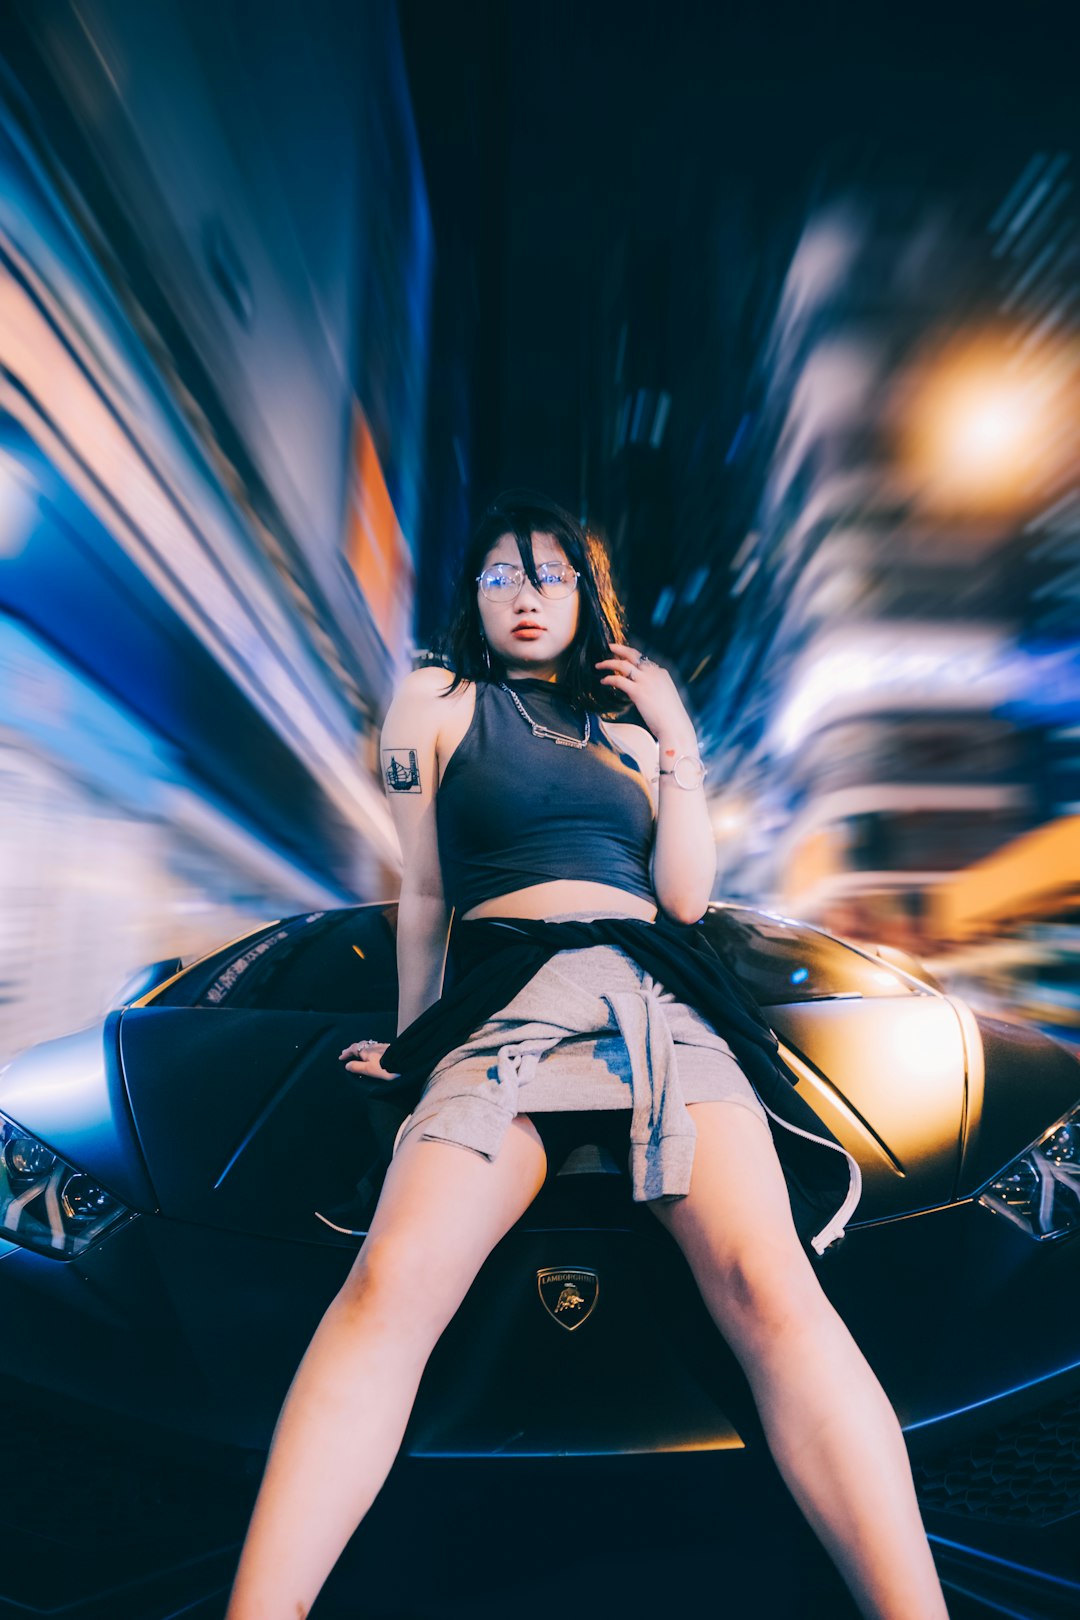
[224,1113,549,1620]
[646,1101,949,1620]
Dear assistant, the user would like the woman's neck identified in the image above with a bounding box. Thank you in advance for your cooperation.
[501,665,563,683]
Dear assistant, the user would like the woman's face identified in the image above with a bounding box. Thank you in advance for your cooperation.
[477,529,580,680]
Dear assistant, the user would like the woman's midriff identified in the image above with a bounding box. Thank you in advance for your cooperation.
[459,881,657,923]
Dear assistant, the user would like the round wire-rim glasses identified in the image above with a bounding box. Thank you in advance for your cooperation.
[475,562,581,601]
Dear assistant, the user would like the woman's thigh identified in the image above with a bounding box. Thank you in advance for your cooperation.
[344,1113,548,1334]
[644,1100,822,1343]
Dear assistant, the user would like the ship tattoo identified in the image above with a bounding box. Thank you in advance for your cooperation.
[383,747,422,793]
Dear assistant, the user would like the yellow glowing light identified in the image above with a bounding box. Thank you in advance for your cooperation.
[895,331,1077,516]
[951,391,1033,462]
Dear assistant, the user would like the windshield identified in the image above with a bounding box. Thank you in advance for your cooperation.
[145,906,399,1014]
[700,907,924,1005]
[144,901,919,1017]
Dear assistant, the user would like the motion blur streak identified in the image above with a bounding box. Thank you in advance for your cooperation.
[0,2,429,1062]
[700,165,1080,1061]
[0,0,1078,1101]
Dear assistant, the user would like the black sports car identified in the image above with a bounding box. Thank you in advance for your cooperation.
[2,901,1079,1620]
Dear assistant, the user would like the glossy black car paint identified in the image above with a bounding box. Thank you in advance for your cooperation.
[1,901,1079,1620]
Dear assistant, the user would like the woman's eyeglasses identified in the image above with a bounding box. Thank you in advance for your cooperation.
[476,563,580,601]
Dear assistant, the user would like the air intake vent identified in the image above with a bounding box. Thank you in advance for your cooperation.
[912,1387,1080,1526]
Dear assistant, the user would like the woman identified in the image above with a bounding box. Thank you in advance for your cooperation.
[225,492,950,1620]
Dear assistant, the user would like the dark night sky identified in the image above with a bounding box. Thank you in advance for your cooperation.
[399,0,1079,505]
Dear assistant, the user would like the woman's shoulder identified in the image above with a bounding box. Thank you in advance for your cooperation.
[395,664,476,703]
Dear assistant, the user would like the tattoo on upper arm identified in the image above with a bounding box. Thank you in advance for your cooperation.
[383,747,422,793]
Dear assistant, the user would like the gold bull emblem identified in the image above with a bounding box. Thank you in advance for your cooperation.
[536,1267,599,1330]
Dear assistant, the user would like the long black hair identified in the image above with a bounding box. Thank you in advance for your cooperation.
[431,489,635,718]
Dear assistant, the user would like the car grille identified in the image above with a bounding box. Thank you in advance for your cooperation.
[911,1386,1080,1526]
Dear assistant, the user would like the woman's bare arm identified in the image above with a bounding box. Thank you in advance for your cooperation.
[394,892,452,1033]
[603,717,714,925]
[379,665,457,1034]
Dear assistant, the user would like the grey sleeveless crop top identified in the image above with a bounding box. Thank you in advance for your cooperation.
[436,675,657,916]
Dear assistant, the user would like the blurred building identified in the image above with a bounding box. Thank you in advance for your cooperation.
[700,162,1079,953]
[0,1,437,1057]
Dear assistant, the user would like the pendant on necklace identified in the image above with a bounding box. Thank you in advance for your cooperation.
[499,681,591,748]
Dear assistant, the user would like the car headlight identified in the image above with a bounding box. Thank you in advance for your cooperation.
[0,1110,136,1258]
[977,1100,1080,1240]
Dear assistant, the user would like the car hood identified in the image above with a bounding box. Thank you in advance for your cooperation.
[766,994,968,1220]
[5,997,1078,1248]
[124,1000,974,1237]
[768,992,1080,1220]
[116,1007,396,1244]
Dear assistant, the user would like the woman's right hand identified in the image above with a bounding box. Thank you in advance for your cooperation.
[338,1040,401,1081]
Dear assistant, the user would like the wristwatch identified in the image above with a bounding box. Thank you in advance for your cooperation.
[657,753,707,790]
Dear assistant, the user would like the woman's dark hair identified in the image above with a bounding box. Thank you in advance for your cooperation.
[431,489,634,717]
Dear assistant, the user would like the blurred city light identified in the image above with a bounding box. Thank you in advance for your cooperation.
[0,3,1077,1075]
[895,330,1077,516]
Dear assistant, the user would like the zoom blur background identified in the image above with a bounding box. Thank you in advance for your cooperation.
[0,0,1077,1067]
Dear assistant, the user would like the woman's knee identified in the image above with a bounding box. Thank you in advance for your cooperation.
[336,1230,471,1341]
[646,1101,825,1341]
[711,1239,825,1345]
[343,1230,436,1303]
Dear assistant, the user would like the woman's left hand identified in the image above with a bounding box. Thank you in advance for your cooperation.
[338,1040,400,1081]
[595,642,694,740]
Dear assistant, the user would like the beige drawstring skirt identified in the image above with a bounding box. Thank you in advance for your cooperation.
[392,910,769,1201]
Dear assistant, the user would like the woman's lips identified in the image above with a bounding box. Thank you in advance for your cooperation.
[511,627,544,638]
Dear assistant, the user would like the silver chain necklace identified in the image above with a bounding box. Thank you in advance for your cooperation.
[498,681,591,747]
